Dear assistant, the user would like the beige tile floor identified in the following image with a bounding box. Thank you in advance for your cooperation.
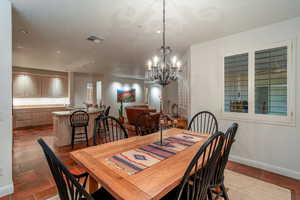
[47,170,291,200]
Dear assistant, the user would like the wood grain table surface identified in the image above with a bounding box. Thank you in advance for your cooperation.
[70,128,209,200]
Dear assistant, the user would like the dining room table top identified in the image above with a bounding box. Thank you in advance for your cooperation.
[70,128,209,200]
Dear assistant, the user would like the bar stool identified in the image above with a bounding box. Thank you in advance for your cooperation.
[70,110,89,149]
[104,106,111,117]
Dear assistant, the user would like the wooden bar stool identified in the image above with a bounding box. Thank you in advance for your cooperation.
[70,110,89,149]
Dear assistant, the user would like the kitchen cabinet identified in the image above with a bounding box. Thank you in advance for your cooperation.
[41,77,56,97]
[54,77,68,97]
[42,77,68,98]
[24,75,42,97]
[13,74,25,97]
[13,74,43,97]
[13,73,68,98]
[13,106,67,129]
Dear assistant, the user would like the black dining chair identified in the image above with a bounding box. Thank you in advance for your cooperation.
[93,106,111,145]
[37,139,115,200]
[104,106,111,117]
[162,132,225,200]
[188,111,218,135]
[209,123,238,200]
[95,116,128,144]
[134,112,159,136]
[70,110,89,149]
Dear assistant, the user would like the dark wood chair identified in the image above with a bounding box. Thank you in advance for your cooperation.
[37,139,115,200]
[162,132,225,200]
[70,110,89,149]
[94,116,128,144]
[93,106,111,145]
[134,112,159,136]
[209,123,238,200]
[188,111,218,135]
[104,106,111,116]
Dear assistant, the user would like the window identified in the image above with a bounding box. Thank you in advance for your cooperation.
[255,47,287,116]
[222,41,295,125]
[86,83,93,104]
[96,81,102,105]
[224,53,248,113]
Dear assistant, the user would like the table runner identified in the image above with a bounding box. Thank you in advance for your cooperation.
[106,133,207,175]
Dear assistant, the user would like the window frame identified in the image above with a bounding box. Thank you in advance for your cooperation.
[220,40,296,126]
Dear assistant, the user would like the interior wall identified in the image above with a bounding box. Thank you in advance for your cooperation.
[145,82,179,114]
[0,0,13,197]
[190,17,300,178]
[102,76,145,117]
[162,82,178,114]
[146,83,162,112]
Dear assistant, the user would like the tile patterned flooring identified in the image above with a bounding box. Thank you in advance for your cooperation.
[0,125,299,200]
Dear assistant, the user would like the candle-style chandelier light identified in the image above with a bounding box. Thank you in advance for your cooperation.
[146,0,182,87]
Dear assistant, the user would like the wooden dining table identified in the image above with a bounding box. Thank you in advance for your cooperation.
[70,128,209,200]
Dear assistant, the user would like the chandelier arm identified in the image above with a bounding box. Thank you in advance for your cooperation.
[145,0,182,86]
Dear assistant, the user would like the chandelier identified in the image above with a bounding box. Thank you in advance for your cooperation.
[146,0,182,87]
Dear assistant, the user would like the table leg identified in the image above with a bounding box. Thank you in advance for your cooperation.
[88,176,98,194]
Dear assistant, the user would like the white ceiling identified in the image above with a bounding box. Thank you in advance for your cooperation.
[11,0,300,78]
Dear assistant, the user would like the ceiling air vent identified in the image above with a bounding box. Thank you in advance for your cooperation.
[87,36,104,44]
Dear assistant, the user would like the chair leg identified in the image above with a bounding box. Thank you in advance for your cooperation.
[93,124,100,146]
[71,127,75,149]
[207,188,213,200]
[105,119,109,131]
[85,126,89,147]
[220,183,229,200]
[93,130,97,146]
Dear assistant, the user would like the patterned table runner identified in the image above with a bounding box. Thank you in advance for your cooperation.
[106,133,207,175]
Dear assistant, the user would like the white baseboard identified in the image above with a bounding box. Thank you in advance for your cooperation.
[0,183,14,198]
[229,155,300,180]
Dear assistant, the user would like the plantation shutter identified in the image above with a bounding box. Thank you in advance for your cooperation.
[255,46,288,116]
[224,53,248,113]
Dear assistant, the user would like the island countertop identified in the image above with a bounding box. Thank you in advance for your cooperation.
[52,108,105,147]
[52,108,103,116]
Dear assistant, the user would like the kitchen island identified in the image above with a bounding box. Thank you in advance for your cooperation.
[52,108,104,147]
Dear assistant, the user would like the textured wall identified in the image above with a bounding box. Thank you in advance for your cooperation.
[102,76,145,117]
[190,17,300,178]
[0,0,13,197]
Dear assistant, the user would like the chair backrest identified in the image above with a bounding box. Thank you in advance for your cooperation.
[70,110,89,127]
[188,111,218,134]
[99,116,128,143]
[134,112,159,136]
[211,123,238,186]
[37,139,93,200]
[176,132,224,200]
[94,106,110,121]
[93,112,112,145]
[104,106,111,116]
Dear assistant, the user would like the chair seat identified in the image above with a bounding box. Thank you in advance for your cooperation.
[91,187,116,200]
[161,185,190,200]
[73,123,88,127]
